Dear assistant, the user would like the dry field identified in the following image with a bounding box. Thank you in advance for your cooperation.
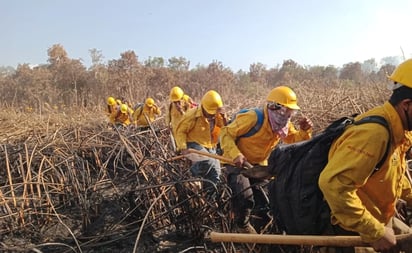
[0,83,392,253]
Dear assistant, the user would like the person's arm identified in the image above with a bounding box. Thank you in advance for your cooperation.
[220,111,258,161]
[109,110,117,124]
[154,104,161,116]
[216,107,229,126]
[174,115,192,151]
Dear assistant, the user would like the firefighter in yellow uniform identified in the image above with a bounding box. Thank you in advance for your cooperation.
[106,96,118,123]
[167,86,187,137]
[175,90,229,197]
[111,104,132,128]
[319,59,412,252]
[133,97,161,128]
[220,86,313,233]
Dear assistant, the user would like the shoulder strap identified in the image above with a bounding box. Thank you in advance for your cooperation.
[241,108,264,138]
[115,107,121,118]
[354,115,390,170]
[168,103,173,123]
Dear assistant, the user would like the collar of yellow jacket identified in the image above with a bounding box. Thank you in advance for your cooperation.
[382,101,405,147]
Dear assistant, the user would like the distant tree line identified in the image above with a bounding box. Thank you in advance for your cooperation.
[0,44,403,111]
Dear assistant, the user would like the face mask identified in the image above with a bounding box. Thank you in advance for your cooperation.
[268,107,291,137]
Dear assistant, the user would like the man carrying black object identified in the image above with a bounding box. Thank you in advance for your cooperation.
[319,59,412,252]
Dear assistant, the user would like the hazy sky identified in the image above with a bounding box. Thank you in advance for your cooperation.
[2,0,412,71]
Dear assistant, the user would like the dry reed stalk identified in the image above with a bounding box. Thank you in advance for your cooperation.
[0,187,14,221]
[0,196,46,203]
[115,127,149,181]
[4,145,17,208]
[35,157,45,202]
[41,174,83,253]
[28,242,77,253]
[16,153,25,226]
[319,96,350,118]
[25,143,36,206]
[143,154,187,166]
[132,185,172,253]
[348,97,362,114]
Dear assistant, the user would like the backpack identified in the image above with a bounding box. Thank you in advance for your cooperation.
[216,108,264,155]
[133,103,144,119]
[133,103,143,111]
[267,115,390,235]
[230,108,264,138]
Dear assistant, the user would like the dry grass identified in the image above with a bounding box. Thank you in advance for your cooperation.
[0,109,234,252]
[0,82,393,252]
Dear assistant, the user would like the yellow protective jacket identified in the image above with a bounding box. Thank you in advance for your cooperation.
[175,106,225,150]
[112,110,131,126]
[220,107,312,165]
[134,104,161,126]
[167,101,186,136]
[105,104,118,117]
[107,105,119,124]
[318,101,412,242]
[400,131,412,207]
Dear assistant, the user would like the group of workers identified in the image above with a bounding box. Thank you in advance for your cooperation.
[171,85,313,235]
[104,58,412,252]
[105,96,162,128]
[105,90,198,129]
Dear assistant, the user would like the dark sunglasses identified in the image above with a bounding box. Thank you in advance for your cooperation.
[267,102,283,111]
[267,102,297,116]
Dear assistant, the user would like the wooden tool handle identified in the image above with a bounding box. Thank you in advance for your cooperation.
[243,161,254,169]
[187,148,234,164]
[187,148,252,169]
[186,149,272,178]
[209,231,412,247]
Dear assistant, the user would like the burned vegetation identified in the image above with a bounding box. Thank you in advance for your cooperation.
[0,112,243,253]
[0,82,396,252]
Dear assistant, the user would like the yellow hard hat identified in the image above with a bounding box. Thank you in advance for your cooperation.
[116,99,122,105]
[389,59,412,88]
[107,96,116,106]
[170,86,184,102]
[267,86,300,110]
[201,90,223,114]
[145,97,155,107]
[182,94,189,102]
[120,104,128,113]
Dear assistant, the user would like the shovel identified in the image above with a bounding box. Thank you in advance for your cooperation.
[186,148,272,179]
